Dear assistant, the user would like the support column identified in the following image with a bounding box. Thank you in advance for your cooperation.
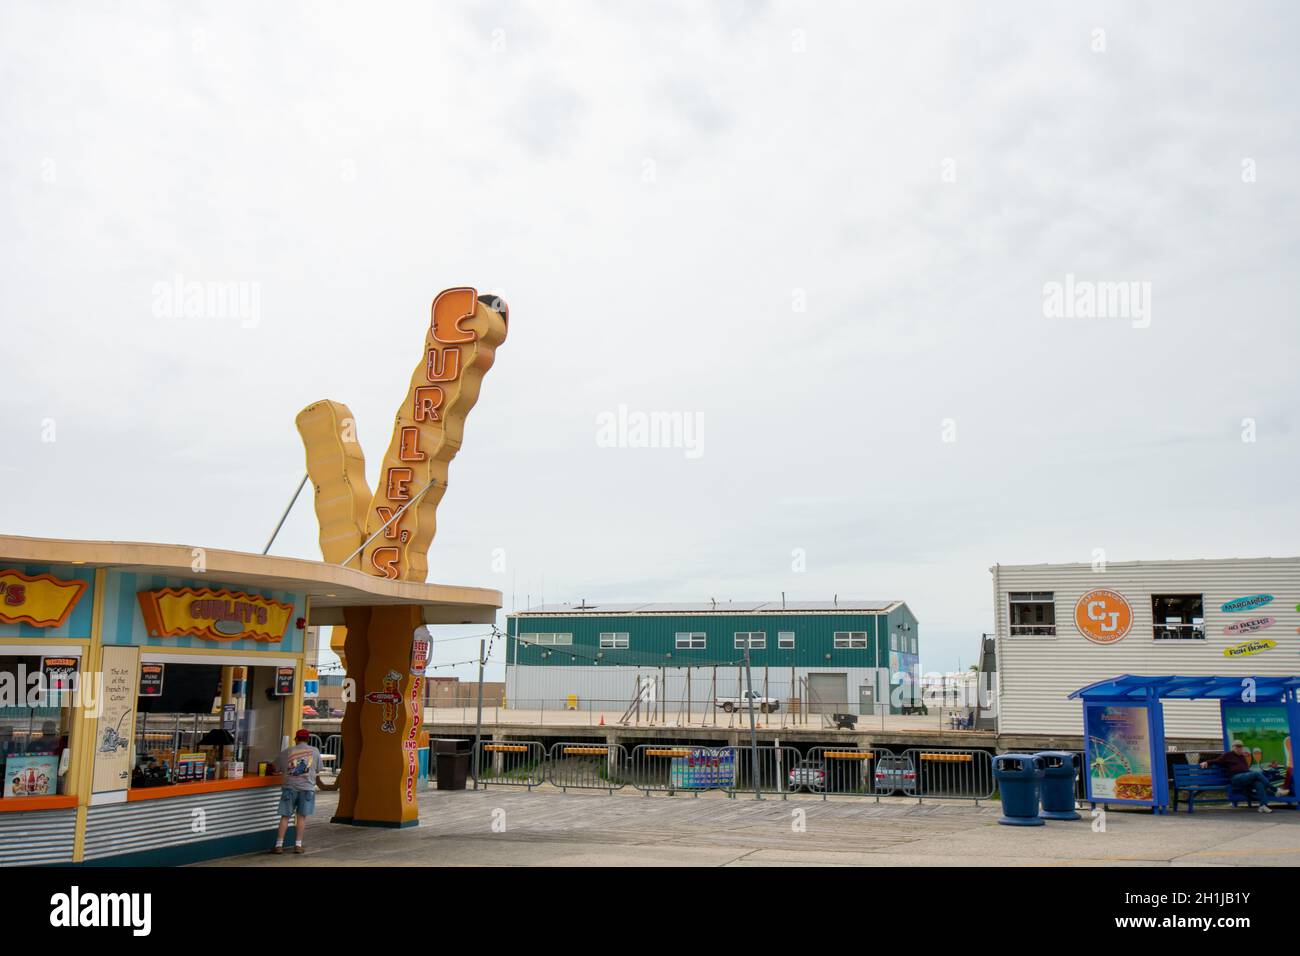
[352,604,424,828]
[331,607,372,824]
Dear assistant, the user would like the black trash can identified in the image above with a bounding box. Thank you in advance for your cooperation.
[433,738,471,791]
[992,753,1046,826]
[1036,751,1081,820]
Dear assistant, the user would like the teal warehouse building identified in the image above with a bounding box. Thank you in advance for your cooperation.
[504,600,920,716]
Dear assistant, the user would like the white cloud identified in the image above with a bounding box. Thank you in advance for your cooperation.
[1,0,1297,675]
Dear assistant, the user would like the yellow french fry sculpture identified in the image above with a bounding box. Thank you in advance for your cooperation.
[296,288,509,826]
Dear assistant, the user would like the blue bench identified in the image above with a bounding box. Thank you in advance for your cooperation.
[1171,765,1253,812]
[1171,764,1297,813]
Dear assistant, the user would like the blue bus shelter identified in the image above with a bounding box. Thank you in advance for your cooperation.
[1068,674,1300,813]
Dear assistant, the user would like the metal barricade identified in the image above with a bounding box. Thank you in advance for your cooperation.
[900,748,995,804]
[727,745,802,798]
[546,742,631,793]
[307,734,343,790]
[472,740,546,790]
[804,746,892,800]
[629,744,736,796]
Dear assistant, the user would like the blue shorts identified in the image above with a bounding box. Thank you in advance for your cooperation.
[277,787,316,817]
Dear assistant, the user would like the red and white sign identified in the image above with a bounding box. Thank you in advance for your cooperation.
[1224,617,1275,636]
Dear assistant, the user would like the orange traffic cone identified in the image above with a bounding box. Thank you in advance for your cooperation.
[599,714,605,726]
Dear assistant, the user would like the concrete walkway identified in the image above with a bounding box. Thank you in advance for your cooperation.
[205,788,1300,867]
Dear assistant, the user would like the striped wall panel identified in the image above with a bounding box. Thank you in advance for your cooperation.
[101,570,306,653]
[993,558,1300,737]
[83,787,281,862]
[0,808,77,866]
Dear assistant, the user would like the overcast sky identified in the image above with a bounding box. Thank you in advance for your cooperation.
[2,1,1297,679]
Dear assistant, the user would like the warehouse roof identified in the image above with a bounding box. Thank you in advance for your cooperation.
[512,600,903,616]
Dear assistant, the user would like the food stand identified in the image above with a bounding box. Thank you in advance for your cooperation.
[0,534,498,865]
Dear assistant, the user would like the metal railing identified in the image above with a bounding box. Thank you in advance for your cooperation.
[899,748,996,803]
[728,745,802,798]
[629,744,736,796]
[409,737,1008,806]
[803,746,894,800]
[545,742,631,793]
[425,694,996,734]
[472,740,546,789]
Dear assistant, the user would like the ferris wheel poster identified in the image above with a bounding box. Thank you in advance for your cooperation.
[1084,703,1155,805]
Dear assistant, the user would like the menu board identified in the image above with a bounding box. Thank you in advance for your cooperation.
[138,662,164,697]
[41,656,79,705]
[275,666,295,696]
[92,646,140,794]
[1084,703,1154,804]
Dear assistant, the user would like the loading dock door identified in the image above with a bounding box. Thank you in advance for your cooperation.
[808,673,848,715]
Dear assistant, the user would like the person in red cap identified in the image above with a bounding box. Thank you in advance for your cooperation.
[271,729,322,854]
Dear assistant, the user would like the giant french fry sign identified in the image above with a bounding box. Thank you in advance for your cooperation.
[296,287,508,826]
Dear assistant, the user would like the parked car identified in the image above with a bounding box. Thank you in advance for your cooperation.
[788,759,827,792]
[874,755,917,794]
[715,690,780,714]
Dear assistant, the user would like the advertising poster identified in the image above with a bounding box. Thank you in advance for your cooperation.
[669,747,735,789]
[1222,705,1291,770]
[1085,704,1153,803]
[5,754,59,797]
[92,646,140,794]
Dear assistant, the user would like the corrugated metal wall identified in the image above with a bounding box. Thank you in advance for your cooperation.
[506,611,893,669]
[83,787,280,861]
[0,808,76,866]
[505,664,889,712]
[993,558,1300,737]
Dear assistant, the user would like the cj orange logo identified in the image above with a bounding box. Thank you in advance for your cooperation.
[1075,588,1132,644]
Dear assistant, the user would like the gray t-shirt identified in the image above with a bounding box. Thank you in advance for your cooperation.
[276,743,322,791]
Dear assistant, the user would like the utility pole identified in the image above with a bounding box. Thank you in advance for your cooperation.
[743,643,761,800]
[472,638,486,791]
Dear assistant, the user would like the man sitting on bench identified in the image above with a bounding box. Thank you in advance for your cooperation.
[1200,739,1274,814]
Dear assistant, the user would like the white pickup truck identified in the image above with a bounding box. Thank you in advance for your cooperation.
[715,690,780,713]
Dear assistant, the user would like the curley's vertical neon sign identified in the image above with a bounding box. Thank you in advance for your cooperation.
[296,287,508,583]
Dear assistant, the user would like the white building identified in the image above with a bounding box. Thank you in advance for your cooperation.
[992,557,1299,739]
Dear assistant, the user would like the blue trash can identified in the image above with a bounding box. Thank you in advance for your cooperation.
[992,753,1045,826]
[1036,751,1081,820]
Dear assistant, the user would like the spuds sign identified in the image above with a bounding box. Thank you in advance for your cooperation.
[295,287,508,827]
